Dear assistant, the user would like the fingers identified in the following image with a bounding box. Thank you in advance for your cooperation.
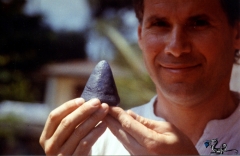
[40,98,108,155]
[127,110,173,132]
[60,103,109,154]
[127,110,156,129]
[73,121,107,155]
[108,107,165,148]
[49,98,102,147]
[104,115,144,154]
[40,98,85,146]
[108,107,154,136]
[104,114,138,147]
[107,108,198,155]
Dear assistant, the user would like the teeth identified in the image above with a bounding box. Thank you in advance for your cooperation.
[81,60,120,106]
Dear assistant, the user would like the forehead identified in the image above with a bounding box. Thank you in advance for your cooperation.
[143,0,226,21]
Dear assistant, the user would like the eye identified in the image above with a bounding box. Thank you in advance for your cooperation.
[191,19,210,29]
[152,20,170,28]
[194,19,209,26]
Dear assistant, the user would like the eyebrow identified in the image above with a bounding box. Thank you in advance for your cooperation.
[145,14,212,23]
[145,15,168,23]
[187,14,211,21]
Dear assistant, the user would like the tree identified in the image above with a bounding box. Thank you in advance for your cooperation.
[0,0,86,102]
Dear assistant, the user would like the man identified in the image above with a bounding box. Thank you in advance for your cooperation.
[40,0,240,155]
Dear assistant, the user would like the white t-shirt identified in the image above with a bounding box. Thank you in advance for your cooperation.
[91,96,240,155]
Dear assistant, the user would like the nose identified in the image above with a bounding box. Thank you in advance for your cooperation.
[164,26,191,57]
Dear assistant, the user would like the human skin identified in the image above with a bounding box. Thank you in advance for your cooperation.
[104,0,240,154]
[136,0,240,144]
[39,98,110,155]
[138,0,238,105]
[104,107,199,155]
[40,0,240,155]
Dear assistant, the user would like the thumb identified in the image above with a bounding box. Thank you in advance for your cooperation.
[127,110,157,130]
[127,110,174,133]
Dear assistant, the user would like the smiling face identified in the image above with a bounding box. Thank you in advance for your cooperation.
[138,0,240,105]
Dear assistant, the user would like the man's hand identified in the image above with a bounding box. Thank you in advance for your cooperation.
[39,98,109,155]
[104,107,199,155]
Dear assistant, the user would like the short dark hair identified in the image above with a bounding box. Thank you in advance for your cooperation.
[132,0,240,62]
[132,0,240,25]
[132,0,144,24]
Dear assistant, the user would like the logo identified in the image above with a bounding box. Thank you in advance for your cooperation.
[204,139,238,155]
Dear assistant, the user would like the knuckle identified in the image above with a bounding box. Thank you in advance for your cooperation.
[73,129,81,138]
[48,110,58,122]
[73,125,85,138]
[60,117,72,129]
[137,115,154,128]
[140,116,149,125]
[79,139,90,149]
[117,111,132,130]
[121,119,132,129]
[145,139,159,152]
[44,141,57,155]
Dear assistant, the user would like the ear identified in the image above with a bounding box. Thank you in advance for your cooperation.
[233,22,240,50]
[137,24,143,50]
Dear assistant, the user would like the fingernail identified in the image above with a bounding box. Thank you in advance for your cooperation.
[126,110,131,114]
[101,103,109,109]
[75,98,85,106]
[90,98,101,106]
[101,103,109,113]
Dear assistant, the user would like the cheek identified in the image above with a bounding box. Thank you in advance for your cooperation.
[193,32,235,80]
[141,32,164,58]
[140,33,165,80]
[202,35,234,64]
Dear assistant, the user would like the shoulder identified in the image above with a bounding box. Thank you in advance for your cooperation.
[130,95,165,121]
[130,96,156,114]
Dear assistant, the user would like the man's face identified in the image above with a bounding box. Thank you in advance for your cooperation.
[138,0,240,104]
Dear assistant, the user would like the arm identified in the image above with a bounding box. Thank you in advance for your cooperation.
[39,98,109,155]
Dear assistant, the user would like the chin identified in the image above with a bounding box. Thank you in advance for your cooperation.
[158,82,206,105]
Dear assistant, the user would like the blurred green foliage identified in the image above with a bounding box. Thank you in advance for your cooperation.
[0,0,156,107]
[0,0,86,102]
[0,114,24,153]
[0,113,23,137]
[95,21,155,108]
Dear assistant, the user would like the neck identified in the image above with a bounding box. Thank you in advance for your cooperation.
[155,87,238,145]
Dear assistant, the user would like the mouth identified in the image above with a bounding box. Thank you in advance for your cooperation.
[160,64,201,73]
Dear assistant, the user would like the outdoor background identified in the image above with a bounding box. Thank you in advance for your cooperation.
[1,0,239,155]
[0,0,156,154]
